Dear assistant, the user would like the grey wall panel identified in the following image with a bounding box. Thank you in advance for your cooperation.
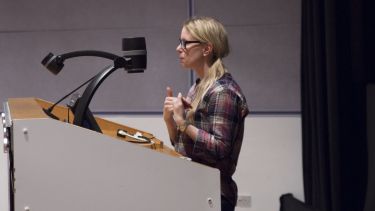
[225,25,301,111]
[194,0,300,25]
[0,0,185,30]
[195,0,301,112]
[0,0,189,112]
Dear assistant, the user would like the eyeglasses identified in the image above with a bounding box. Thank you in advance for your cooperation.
[179,39,203,49]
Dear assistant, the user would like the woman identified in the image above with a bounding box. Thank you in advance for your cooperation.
[163,16,249,211]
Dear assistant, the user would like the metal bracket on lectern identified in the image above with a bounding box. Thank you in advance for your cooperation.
[72,57,127,132]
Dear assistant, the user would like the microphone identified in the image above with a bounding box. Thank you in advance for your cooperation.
[42,75,97,120]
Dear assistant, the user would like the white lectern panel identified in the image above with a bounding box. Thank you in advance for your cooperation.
[11,118,220,211]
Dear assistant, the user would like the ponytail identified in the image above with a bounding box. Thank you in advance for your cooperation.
[187,58,226,120]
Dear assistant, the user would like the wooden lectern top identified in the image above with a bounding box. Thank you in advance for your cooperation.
[6,98,181,157]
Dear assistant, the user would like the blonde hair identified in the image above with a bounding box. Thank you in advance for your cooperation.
[183,17,230,113]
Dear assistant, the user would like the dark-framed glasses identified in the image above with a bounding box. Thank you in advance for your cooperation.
[179,39,203,49]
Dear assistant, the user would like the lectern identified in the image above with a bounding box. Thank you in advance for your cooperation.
[0,98,220,211]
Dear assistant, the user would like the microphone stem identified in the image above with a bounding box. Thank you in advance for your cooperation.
[47,74,98,112]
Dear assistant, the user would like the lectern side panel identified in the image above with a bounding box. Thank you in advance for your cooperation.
[0,120,10,211]
[12,119,220,211]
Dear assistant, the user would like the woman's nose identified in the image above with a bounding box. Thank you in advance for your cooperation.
[176,44,182,51]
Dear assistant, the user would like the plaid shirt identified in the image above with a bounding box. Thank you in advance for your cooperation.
[174,73,249,205]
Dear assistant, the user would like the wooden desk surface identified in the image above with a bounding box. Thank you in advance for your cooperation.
[7,98,181,158]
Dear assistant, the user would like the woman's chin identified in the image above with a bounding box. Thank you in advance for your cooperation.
[180,63,189,69]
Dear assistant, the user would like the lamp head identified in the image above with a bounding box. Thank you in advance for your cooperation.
[41,53,64,75]
[122,37,147,73]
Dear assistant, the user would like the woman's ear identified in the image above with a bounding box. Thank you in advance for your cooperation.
[203,43,213,56]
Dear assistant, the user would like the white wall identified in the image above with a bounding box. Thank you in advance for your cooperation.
[101,114,304,211]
